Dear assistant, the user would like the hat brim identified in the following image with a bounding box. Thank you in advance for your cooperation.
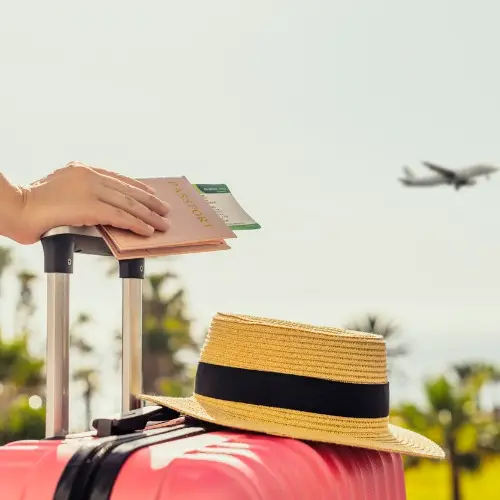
[139,393,445,460]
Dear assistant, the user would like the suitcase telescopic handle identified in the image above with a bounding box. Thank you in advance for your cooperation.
[41,226,145,438]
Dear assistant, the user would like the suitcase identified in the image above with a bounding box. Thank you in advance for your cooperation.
[0,226,408,499]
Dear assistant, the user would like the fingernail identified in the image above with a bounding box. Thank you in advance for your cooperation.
[147,224,154,232]
[161,201,171,211]
[147,185,156,194]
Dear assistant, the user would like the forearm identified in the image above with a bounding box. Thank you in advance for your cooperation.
[0,173,25,241]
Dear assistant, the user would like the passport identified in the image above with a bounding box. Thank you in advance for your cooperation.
[98,176,237,260]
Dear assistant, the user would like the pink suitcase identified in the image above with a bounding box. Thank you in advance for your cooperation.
[0,226,408,499]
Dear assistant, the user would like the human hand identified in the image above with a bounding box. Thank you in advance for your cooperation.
[15,162,171,244]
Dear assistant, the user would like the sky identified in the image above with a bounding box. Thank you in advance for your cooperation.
[1,0,500,429]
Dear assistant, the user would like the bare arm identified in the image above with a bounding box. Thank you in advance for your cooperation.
[0,162,171,245]
[0,172,25,242]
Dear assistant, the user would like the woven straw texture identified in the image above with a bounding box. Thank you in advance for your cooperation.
[140,313,445,459]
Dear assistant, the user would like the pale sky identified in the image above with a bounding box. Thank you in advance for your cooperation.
[1,1,500,428]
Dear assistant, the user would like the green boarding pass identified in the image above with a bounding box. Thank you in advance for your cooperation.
[193,184,261,231]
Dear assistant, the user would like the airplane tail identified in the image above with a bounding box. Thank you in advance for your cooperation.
[403,166,415,179]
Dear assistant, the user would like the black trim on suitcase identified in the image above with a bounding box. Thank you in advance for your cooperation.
[54,425,185,500]
[87,425,207,500]
[54,434,135,500]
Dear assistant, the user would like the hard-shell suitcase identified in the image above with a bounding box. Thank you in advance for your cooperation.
[0,226,408,499]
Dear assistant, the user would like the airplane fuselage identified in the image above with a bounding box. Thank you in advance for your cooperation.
[399,177,452,187]
[399,163,498,190]
[400,176,476,187]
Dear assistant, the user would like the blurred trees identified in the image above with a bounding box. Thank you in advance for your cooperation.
[0,246,45,443]
[393,363,500,500]
[0,395,45,444]
[0,247,13,293]
[113,270,199,397]
[70,312,99,431]
[0,332,46,444]
[349,313,500,500]
[0,248,198,444]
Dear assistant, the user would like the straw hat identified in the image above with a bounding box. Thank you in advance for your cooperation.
[140,313,445,459]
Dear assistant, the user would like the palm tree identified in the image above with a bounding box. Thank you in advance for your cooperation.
[142,272,198,395]
[0,252,45,443]
[453,362,500,412]
[0,246,13,334]
[344,313,408,374]
[72,368,98,430]
[70,312,99,430]
[15,270,37,336]
[393,365,500,500]
[0,246,13,296]
[70,313,94,354]
[425,375,473,500]
[114,271,198,396]
[104,255,198,396]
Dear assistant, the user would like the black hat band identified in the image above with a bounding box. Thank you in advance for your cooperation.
[195,362,390,419]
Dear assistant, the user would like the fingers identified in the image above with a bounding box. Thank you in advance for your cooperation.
[91,166,157,195]
[64,161,157,194]
[97,184,170,232]
[58,161,171,236]
[99,174,170,217]
[96,202,156,237]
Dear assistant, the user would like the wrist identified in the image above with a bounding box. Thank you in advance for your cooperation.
[0,174,30,243]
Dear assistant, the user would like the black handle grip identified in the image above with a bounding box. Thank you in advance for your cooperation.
[92,405,180,437]
[41,229,145,278]
[119,259,145,279]
[42,234,76,274]
[41,229,112,273]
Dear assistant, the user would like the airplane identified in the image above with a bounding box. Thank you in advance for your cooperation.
[399,161,499,190]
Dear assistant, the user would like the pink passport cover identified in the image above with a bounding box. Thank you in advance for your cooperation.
[98,176,236,260]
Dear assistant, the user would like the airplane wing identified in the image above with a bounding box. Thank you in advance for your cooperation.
[421,161,457,180]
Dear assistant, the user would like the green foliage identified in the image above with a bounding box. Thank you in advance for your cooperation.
[0,246,198,438]
[0,245,46,444]
[140,271,198,394]
[157,375,193,398]
[394,363,500,500]
[0,395,45,443]
[0,335,44,389]
[0,246,13,295]
[111,266,198,395]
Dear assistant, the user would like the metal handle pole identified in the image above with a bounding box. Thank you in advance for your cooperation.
[41,230,145,435]
[120,259,145,413]
[42,234,75,438]
[121,278,143,412]
[45,273,70,437]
